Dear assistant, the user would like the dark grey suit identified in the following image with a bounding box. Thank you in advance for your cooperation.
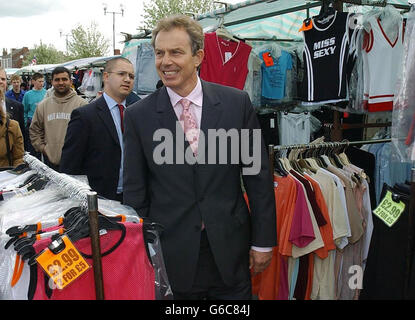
[123,80,276,293]
[60,96,122,200]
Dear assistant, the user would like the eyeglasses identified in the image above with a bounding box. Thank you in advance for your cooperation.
[107,71,135,80]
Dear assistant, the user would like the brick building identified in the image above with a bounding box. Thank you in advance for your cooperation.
[0,47,29,68]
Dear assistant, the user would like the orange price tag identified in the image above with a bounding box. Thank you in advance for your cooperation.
[35,235,90,290]
[262,52,274,67]
[299,19,313,32]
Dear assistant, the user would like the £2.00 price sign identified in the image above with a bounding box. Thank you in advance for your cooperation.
[373,190,406,228]
[36,235,90,290]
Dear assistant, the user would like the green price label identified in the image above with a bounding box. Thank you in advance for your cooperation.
[373,191,405,227]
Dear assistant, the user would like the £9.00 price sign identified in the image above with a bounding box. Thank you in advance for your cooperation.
[373,190,406,228]
[36,235,90,290]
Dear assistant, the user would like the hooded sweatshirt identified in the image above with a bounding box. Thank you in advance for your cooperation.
[29,89,87,165]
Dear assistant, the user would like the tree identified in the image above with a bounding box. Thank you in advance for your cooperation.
[23,42,68,66]
[66,22,110,59]
[142,0,219,30]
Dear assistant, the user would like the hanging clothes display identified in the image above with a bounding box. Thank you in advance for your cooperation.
[278,112,311,145]
[392,6,415,162]
[251,42,300,107]
[361,140,412,205]
[78,68,102,98]
[300,10,352,104]
[347,14,366,113]
[360,182,415,300]
[30,221,155,300]
[257,110,279,147]
[134,42,160,95]
[0,157,172,300]
[200,31,252,90]
[249,139,375,300]
[361,6,404,112]
[243,52,262,108]
[259,49,293,101]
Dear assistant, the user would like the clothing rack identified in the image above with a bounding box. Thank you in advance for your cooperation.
[267,138,392,175]
[199,0,402,139]
[311,0,411,11]
[23,153,105,300]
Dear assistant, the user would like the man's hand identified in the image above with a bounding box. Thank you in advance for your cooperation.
[249,249,272,275]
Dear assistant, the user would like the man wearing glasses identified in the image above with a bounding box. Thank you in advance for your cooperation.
[60,57,134,202]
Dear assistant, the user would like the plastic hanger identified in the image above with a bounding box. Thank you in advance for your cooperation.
[215,16,241,43]
[273,151,288,176]
[297,147,317,174]
[338,140,352,166]
[20,173,40,187]
[27,177,49,191]
[216,27,241,42]
[315,0,336,23]
[11,163,29,172]
[63,212,124,244]
[289,148,305,174]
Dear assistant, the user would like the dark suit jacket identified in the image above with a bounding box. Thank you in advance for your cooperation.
[5,97,25,140]
[60,96,122,200]
[123,80,277,292]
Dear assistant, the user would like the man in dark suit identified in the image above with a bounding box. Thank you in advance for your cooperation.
[60,57,134,202]
[123,15,276,299]
[0,68,26,148]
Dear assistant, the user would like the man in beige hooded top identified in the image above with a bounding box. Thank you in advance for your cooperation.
[30,66,87,171]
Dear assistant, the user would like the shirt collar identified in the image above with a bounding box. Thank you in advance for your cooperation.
[166,77,203,108]
[103,92,126,110]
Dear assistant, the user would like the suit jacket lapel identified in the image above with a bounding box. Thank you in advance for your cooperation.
[156,87,187,153]
[96,96,120,147]
[200,81,222,132]
[200,81,222,157]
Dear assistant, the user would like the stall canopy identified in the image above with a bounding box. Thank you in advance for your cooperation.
[4,68,20,77]
[195,0,412,41]
[55,55,121,72]
[121,0,411,43]
[14,56,120,76]
[15,64,59,75]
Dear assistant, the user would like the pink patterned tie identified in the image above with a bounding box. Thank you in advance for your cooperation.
[179,98,199,155]
[180,99,204,229]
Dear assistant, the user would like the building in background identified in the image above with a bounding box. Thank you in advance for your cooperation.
[0,47,29,69]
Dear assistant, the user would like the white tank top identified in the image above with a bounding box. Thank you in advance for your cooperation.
[362,16,404,112]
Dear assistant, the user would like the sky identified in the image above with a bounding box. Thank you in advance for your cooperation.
[0,0,241,55]
[1,0,414,56]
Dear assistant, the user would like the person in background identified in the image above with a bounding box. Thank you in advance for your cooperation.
[0,68,26,149]
[44,86,55,99]
[123,15,276,299]
[20,82,28,92]
[0,85,24,168]
[5,74,26,103]
[126,91,141,105]
[29,67,87,171]
[22,72,46,158]
[60,57,134,201]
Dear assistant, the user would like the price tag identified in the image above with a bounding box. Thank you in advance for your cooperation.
[262,52,274,67]
[36,235,90,290]
[373,191,406,227]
